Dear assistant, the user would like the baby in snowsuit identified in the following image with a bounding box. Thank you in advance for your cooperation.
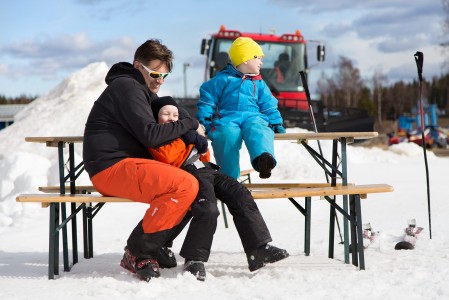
[197,37,286,179]
[148,96,289,281]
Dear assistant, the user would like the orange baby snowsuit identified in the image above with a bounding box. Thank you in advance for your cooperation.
[148,138,210,168]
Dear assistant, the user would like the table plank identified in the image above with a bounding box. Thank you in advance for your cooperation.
[25,136,84,143]
[274,132,378,141]
[25,132,378,145]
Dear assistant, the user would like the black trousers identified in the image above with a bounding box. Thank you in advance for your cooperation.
[127,164,272,261]
[177,164,272,262]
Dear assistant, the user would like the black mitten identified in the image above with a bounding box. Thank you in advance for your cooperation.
[181,130,197,145]
[269,124,286,133]
[194,135,209,154]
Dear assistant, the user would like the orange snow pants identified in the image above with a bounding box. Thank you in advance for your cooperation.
[91,158,199,234]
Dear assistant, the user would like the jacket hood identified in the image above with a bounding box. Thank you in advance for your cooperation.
[105,62,146,85]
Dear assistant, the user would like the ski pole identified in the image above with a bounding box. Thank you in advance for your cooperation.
[414,51,432,239]
[299,71,344,244]
[299,71,327,181]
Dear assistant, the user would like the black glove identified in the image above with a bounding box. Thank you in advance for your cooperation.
[181,130,197,145]
[269,124,286,133]
[181,130,208,153]
[194,135,208,154]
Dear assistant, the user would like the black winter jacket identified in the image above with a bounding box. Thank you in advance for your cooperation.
[83,62,198,177]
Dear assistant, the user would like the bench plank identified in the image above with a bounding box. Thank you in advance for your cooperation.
[243,183,349,189]
[17,193,130,203]
[250,184,393,199]
[18,184,393,203]
[38,182,342,194]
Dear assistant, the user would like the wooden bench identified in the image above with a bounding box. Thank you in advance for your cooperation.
[17,183,393,279]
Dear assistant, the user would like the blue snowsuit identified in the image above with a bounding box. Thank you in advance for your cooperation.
[197,63,284,179]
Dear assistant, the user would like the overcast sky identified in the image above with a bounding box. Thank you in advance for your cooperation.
[0,0,446,98]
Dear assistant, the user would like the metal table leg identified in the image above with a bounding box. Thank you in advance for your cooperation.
[304,196,311,256]
[48,202,60,279]
[341,138,350,264]
[69,143,78,264]
[57,142,70,272]
[328,140,338,259]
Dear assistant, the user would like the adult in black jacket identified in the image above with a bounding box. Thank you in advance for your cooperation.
[83,39,201,281]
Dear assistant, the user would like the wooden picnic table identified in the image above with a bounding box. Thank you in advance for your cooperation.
[24,132,383,279]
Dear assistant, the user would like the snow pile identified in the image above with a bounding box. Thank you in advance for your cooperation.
[0,62,108,226]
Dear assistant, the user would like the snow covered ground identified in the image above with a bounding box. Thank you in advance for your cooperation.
[1,63,448,300]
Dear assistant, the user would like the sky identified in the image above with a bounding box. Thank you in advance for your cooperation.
[1,62,449,299]
[0,0,447,99]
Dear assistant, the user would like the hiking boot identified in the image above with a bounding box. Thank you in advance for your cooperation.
[120,247,160,281]
[246,244,289,272]
[184,260,206,281]
[156,246,177,268]
[257,152,276,179]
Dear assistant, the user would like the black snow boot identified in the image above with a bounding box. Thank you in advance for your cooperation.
[246,244,289,272]
[184,260,206,281]
[156,246,177,268]
[255,152,276,179]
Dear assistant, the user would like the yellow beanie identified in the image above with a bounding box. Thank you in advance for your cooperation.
[228,37,264,67]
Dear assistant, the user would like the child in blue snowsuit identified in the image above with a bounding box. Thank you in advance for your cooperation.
[197,37,286,179]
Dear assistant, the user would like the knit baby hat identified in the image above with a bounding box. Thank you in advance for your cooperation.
[228,37,264,67]
[151,96,178,120]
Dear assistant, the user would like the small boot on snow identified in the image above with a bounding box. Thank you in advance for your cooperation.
[184,260,206,281]
[246,244,289,272]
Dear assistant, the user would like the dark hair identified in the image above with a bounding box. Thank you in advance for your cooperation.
[134,39,174,72]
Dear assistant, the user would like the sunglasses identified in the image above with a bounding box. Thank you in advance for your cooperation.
[140,63,169,79]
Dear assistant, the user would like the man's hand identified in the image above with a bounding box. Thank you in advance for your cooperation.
[197,123,206,137]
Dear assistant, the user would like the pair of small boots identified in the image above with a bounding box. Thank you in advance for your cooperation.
[253,152,276,179]
[184,243,289,281]
[184,244,289,281]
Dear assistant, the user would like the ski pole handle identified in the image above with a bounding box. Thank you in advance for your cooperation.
[414,51,423,81]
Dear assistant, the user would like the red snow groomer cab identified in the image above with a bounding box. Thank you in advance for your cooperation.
[200,25,325,114]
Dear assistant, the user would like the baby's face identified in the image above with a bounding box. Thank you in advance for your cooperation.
[158,105,179,124]
[238,56,263,75]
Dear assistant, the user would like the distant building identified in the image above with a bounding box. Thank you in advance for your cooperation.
[0,104,27,130]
